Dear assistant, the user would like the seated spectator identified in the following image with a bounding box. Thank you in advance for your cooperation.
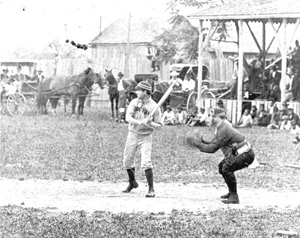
[175,106,187,125]
[290,120,300,144]
[267,99,278,115]
[287,108,300,126]
[267,107,280,130]
[253,104,270,126]
[161,105,176,125]
[234,108,252,128]
[185,106,198,125]
[187,107,207,127]
[250,105,258,119]
[280,115,291,130]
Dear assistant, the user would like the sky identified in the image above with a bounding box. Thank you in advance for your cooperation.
[0,0,299,57]
[0,0,171,55]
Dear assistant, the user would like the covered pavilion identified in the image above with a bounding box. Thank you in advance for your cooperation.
[188,0,300,122]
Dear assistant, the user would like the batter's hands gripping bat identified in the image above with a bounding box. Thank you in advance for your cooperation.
[144,79,179,126]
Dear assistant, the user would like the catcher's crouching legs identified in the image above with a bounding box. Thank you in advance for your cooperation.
[123,168,139,193]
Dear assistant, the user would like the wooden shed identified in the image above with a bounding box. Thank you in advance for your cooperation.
[188,0,300,123]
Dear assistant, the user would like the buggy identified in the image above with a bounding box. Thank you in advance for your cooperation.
[0,60,39,116]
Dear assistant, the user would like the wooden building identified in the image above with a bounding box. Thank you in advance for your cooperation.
[188,0,300,123]
[89,16,198,81]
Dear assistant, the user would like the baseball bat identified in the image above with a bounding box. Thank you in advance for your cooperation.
[149,80,178,117]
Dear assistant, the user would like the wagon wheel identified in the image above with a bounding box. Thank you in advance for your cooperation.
[186,92,198,111]
[6,93,27,116]
[201,87,215,99]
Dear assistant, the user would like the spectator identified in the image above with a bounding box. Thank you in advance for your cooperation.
[217,99,225,109]
[187,107,207,127]
[185,106,198,125]
[267,107,280,130]
[174,105,187,125]
[161,105,175,125]
[169,71,181,90]
[1,69,10,84]
[280,115,291,130]
[290,120,300,144]
[267,99,278,115]
[180,73,195,93]
[147,44,160,72]
[287,108,300,126]
[285,67,298,102]
[13,65,26,92]
[253,104,269,126]
[269,65,281,89]
[250,105,258,119]
[234,108,252,128]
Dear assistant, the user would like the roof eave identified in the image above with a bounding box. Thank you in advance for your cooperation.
[188,14,300,21]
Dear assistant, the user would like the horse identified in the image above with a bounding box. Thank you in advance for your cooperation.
[37,67,103,116]
[103,69,138,122]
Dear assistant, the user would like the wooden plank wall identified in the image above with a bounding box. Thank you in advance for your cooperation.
[202,99,300,124]
[91,44,170,81]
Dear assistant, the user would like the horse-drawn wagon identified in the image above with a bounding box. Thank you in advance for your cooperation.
[151,64,212,111]
[0,60,39,116]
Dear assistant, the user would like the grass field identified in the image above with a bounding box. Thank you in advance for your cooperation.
[1,108,300,237]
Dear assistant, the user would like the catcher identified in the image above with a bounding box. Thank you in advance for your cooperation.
[184,108,255,204]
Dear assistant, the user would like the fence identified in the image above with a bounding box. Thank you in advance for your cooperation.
[201,98,300,124]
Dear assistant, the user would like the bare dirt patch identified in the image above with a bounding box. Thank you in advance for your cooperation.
[1,178,299,214]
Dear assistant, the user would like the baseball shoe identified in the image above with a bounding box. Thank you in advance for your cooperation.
[122,180,139,193]
[220,192,230,199]
[221,193,239,204]
[146,189,155,198]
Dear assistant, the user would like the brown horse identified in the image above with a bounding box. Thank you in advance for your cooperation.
[37,67,103,115]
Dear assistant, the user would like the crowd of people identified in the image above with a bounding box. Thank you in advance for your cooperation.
[0,66,44,100]
[161,99,300,144]
[229,40,300,103]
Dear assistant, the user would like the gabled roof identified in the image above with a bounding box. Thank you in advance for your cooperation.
[188,0,300,23]
[90,17,172,45]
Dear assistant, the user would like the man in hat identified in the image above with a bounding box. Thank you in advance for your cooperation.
[1,69,10,84]
[184,108,255,204]
[117,72,135,122]
[122,81,162,197]
[13,65,26,92]
[37,68,44,82]
[169,71,181,90]
[269,65,281,88]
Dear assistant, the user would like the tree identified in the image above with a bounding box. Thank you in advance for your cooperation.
[153,0,230,63]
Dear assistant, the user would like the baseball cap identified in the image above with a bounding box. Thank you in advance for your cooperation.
[136,81,152,91]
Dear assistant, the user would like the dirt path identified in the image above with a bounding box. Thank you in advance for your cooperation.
[0,179,299,214]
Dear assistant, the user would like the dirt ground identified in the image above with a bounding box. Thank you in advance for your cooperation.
[0,178,299,214]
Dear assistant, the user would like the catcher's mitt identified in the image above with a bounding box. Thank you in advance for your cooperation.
[183,132,196,148]
[183,131,203,149]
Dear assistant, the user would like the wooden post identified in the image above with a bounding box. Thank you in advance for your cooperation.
[237,20,244,123]
[197,20,203,110]
[99,16,102,34]
[124,13,131,77]
[281,18,287,102]
[262,21,266,71]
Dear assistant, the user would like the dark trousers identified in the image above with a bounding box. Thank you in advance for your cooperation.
[218,149,255,194]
